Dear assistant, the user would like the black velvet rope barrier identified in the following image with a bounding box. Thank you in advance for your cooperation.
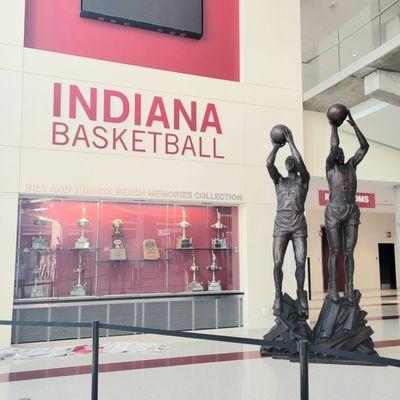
[1,319,400,368]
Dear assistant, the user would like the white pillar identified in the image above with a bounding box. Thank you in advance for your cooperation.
[394,185,400,289]
[0,0,25,347]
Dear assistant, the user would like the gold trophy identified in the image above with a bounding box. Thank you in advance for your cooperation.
[70,252,86,296]
[207,251,222,291]
[109,219,127,261]
[74,205,90,249]
[176,207,193,248]
[143,239,161,260]
[211,209,227,249]
[186,253,204,292]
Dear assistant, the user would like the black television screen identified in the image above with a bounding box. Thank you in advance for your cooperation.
[81,0,203,39]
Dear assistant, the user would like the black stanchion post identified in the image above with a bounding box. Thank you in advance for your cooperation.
[91,320,100,400]
[299,340,309,400]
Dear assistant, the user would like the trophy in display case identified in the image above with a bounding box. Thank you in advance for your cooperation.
[207,251,222,292]
[30,215,49,298]
[143,239,161,260]
[31,257,45,298]
[109,219,127,261]
[74,205,90,249]
[186,252,204,292]
[211,209,227,249]
[70,252,86,296]
[176,207,193,248]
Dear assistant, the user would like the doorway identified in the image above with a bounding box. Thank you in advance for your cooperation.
[321,227,345,292]
[378,243,397,290]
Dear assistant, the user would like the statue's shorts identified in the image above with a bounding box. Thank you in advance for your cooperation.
[325,202,360,229]
[273,211,307,238]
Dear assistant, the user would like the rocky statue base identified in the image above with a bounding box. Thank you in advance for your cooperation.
[311,289,378,365]
[260,293,312,358]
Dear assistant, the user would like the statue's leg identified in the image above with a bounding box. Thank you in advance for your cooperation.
[293,237,308,312]
[326,226,341,302]
[343,224,359,302]
[272,235,290,315]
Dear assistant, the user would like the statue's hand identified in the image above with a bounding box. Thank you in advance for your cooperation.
[283,128,293,143]
[347,111,356,127]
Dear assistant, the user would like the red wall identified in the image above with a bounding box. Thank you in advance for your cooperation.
[24,0,240,81]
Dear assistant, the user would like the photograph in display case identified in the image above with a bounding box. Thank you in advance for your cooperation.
[14,198,239,301]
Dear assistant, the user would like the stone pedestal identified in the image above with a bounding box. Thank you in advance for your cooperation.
[260,293,312,357]
[313,290,377,358]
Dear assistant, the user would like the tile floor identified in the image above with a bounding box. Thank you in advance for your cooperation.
[1,289,400,400]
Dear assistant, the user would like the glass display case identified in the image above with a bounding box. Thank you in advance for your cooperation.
[14,197,239,300]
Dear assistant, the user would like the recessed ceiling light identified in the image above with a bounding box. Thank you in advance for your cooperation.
[329,1,337,8]
[352,53,357,57]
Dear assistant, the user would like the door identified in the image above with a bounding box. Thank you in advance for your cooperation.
[378,243,397,290]
[321,227,345,292]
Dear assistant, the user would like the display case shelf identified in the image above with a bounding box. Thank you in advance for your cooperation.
[168,247,236,251]
[96,258,173,263]
[15,197,240,300]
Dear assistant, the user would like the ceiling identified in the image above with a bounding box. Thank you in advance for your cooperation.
[301,0,375,58]
[301,0,400,150]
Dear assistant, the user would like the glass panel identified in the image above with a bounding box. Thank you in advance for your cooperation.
[14,197,239,300]
[380,1,400,42]
[339,18,381,69]
[339,3,380,40]
[302,46,340,92]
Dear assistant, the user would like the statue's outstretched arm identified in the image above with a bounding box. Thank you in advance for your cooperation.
[326,123,339,171]
[266,144,283,184]
[284,128,310,183]
[347,111,369,167]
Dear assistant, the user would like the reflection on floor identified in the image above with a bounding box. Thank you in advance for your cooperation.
[1,289,400,400]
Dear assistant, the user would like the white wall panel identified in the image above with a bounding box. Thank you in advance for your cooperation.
[23,49,244,104]
[0,0,25,46]
[0,44,23,71]
[0,192,19,347]
[242,0,302,90]
[0,69,22,146]
[19,148,246,203]
[0,146,20,192]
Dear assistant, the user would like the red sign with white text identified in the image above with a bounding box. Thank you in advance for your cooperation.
[318,190,376,208]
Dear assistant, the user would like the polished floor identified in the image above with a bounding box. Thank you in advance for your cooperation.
[1,289,400,400]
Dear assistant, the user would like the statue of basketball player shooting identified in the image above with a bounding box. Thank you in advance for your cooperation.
[325,104,369,303]
[267,126,310,316]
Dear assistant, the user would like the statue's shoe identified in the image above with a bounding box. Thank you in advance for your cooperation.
[297,289,308,314]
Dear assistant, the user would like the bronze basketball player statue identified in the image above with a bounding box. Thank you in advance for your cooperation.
[325,104,369,303]
[267,125,310,316]
[312,103,377,360]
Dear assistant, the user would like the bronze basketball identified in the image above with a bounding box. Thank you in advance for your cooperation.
[270,124,287,145]
[326,103,348,126]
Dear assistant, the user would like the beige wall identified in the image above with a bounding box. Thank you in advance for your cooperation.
[307,209,397,294]
[0,1,304,346]
[304,110,400,183]
[0,0,24,348]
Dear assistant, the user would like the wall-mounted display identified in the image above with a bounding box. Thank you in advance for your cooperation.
[14,198,239,300]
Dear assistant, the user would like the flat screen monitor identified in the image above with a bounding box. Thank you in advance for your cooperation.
[81,0,203,39]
